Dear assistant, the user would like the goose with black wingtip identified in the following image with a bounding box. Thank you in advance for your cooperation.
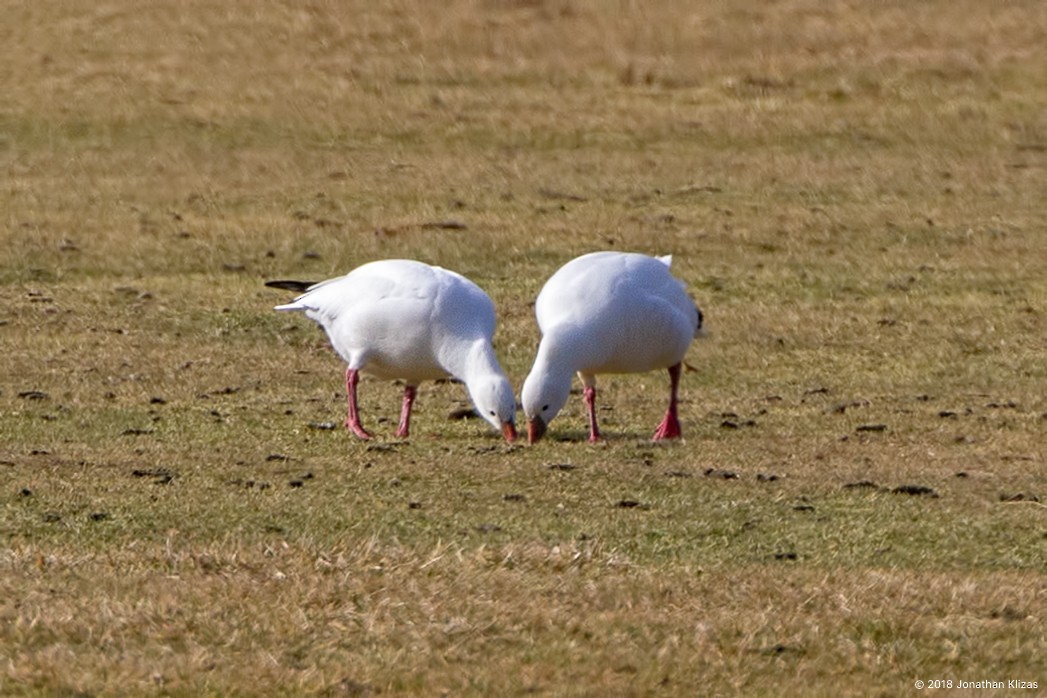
[268,259,517,442]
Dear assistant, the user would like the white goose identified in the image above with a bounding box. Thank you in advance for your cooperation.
[521,251,703,443]
[268,260,517,442]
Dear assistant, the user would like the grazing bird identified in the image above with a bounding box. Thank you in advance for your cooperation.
[521,251,703,443]
[267,260,517,442]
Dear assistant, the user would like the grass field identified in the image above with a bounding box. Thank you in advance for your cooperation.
[2,1,1045,695]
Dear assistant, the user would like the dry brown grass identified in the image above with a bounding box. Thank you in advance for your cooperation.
[2,0,1046,695]
[3,541,1042,695]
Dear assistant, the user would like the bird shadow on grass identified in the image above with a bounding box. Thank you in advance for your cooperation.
[545,429,680,445]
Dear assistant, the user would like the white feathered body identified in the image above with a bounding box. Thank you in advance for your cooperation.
[533,252,698,375]
[521,251,701,436]
[275,259,497,383]
[272,259,517,439]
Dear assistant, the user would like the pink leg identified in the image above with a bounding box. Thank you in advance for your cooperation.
[395,385,417,438]
[652,363,683,440]
[344,367,372,440]
[583,384,602,443]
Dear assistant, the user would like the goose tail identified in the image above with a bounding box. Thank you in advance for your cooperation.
[267,279,320,311]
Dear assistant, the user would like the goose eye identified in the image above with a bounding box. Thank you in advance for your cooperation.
[542,404,550,412]
[488,410,496,416]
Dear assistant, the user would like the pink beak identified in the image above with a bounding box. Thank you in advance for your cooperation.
[502,421,517,443]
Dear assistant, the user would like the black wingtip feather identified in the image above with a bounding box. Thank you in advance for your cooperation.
[265,280,316,292]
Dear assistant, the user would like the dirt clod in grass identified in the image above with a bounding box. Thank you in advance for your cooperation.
[774,552,799,561]
[548,463,576,471]
[704,468,739,480]
[986,400,1019,409]
[990,606,1029,622]
[831,400,871,414]
[999,492,1040,503]
[856,424,888,433]
[757,473,781,482]
[18,390,49,400]
[266,453,289,462]
[421,220,468,231]
[891,485,939,498]
[447,407,477,420]
[759,643,805,656]
[132,468,176,484]
[665,469,693,478]
[616,500,649,510]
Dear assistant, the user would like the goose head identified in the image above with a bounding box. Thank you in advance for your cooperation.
[467,373,518,442]
[521,363,572,444]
